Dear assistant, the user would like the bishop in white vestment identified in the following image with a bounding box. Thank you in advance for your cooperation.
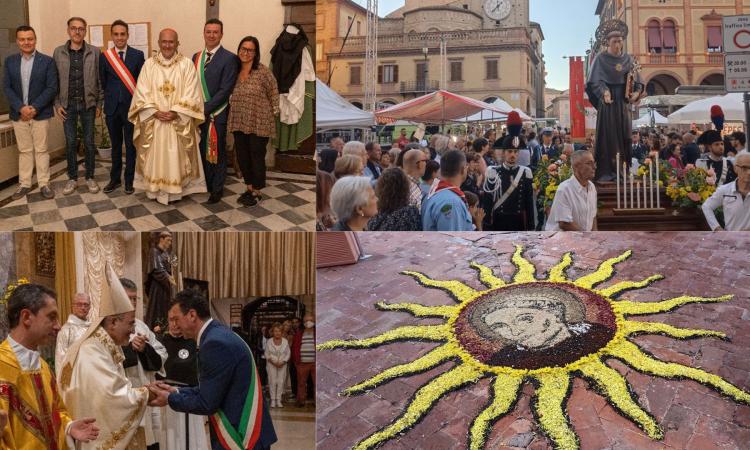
[59,265,153,450]
[128,28,206,205]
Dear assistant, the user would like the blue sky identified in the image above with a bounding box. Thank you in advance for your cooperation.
[353,0,600,90]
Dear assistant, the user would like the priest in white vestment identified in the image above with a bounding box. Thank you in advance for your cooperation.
[121,278,169,449]
[128,28,206,205]
[54,292,91,378]
[59,265,155,450]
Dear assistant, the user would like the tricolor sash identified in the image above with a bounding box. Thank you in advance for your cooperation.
[208,342,263,450]
[103,47,136,95]
[194,50,228,164]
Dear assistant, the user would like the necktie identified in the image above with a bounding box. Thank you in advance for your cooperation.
[205,51,213,65]
[118,51,124,61]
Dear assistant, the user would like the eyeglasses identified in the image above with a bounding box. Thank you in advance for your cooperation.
[417,159,428,164]
[69,27,86,33]
[239,48,256,54]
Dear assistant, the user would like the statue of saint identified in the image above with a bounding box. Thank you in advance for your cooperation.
[586,20,644,182]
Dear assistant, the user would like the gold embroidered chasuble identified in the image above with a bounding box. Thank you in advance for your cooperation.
[59,327,149,450]
[128,52,206,205]
[0,340,72,450]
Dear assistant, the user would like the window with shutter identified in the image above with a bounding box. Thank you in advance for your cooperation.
[350,66,361,85]
[662,20,677,53]
[707,26,722,52]
[486,60,498,80]
[647,20,662,53]
[450,61,462,81]
[378,65,383,84]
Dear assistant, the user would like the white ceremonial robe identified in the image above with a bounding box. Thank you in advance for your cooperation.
[59,327,149,450]
[161,407,210,450]
[54,314,90,378]
[129,52,207,205]
[124,319,168,447]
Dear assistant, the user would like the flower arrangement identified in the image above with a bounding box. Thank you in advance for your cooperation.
[534,154,573,208]
[665,166,716,208]
[1,278,30,305]
[636,154,671,188]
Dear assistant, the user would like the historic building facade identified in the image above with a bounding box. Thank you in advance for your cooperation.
[594,0,750,95]
[318,0,547,117]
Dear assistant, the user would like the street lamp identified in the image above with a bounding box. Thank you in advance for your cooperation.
[422,47,429,96]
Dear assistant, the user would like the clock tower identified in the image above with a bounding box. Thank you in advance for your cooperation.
[477,0,528,29]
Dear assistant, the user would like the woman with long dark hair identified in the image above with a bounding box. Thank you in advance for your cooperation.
[228,36,280,207]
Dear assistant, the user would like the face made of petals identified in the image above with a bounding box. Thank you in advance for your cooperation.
[482,306,571,350]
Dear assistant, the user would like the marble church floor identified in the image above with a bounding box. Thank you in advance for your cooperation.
[270,402,316,450]
[0,158,315,231]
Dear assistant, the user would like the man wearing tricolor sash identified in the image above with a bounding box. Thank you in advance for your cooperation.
[100,20,144,195]
[149,289,277,450]
[128,29,207,205]
[192,19,239,205]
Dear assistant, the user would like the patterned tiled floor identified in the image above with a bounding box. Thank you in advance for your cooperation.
[0,160,315,231]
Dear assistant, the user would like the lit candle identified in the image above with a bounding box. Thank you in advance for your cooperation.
[643,173,647,209]
[656,155,660,209]
[649,161,654,208]
[630,167,634,209]
[616,153,621,209]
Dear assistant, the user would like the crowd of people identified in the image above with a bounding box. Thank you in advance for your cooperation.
[316,108,749,232]
[3,17,282,207]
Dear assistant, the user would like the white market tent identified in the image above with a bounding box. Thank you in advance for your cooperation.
[667,93,745,124]
[316,79,376,130]
[375,90,509,124]
[632,110,669,128]
[460,98,533,122]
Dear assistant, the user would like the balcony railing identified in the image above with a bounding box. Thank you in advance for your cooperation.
[401,80,440,94]
[330,28,532,54]
[640,53,724,66]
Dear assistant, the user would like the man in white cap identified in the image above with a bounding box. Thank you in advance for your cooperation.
[59,264,156,449]
[54,292,90,377]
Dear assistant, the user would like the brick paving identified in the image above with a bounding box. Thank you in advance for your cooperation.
[317,232,750,450]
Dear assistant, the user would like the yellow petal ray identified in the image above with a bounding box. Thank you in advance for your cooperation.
[577,359,662,439]
[468,374,524,450]
[533,371,577,450]
[316,324,450,351]
[574,250,632,289]
[548,252,573,282]
[614,295,733,316]
[469,262,506,289]
[511,245,537,283]
[622,320,727,340]
[343,344,457,396]
[376,301,458,318]
[402,270,479,303]
[352,364,485,450]
[598,275,665,298]
[608,339,750,404]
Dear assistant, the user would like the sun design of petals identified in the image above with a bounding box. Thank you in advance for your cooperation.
[318,248,748,450]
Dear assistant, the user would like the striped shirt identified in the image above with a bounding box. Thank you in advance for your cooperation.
[300,331,315,363]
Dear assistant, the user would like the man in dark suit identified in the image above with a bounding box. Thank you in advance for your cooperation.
[149,289,277,450]
[99,20,145,195]
[2,25,58,200]
[631,130,649,161]
[192,19,239,204]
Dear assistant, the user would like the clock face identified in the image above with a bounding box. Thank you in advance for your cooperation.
[484,0,512,21]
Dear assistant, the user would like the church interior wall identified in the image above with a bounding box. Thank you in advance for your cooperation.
[210,294,316,327]
[0,233,17,340]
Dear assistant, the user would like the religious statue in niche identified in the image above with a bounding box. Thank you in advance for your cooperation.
[145,231,177,330]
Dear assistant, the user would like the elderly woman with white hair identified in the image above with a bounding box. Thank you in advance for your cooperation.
[329,176,378,231]
[342,140,367,166]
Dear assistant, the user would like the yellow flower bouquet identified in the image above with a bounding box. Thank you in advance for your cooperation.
[665,166,716,208]
[1,278,30,305]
